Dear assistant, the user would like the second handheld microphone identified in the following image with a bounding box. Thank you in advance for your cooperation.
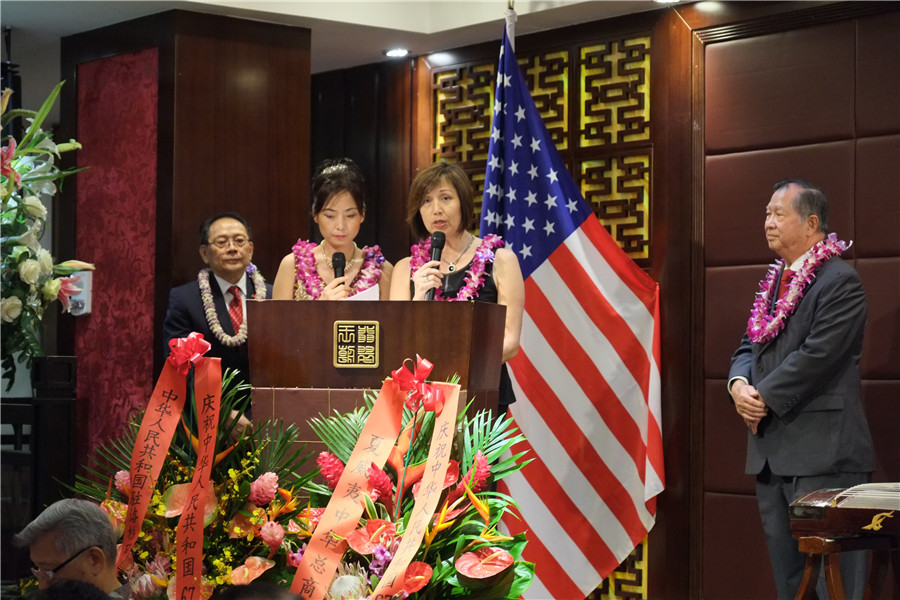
[424,232,445,301]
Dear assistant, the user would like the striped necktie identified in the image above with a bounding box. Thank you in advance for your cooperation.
[228,286,243,332]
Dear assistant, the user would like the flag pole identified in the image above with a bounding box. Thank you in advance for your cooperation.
[505,1,516,51]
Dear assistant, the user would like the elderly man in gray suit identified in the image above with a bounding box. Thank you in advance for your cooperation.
[728,179,875,600]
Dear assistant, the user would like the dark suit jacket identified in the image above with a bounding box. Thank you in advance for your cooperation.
[729,256,875,477]
[162,270,272,388]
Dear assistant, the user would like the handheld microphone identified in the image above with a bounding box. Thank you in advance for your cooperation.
[332,252,346,282]
[424,232,445,301]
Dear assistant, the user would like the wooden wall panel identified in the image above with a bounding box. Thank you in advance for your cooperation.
[698,4,900,598]
[311,60,413,263]
[705,142,856,266]
[856,11,900,136]
[168,12,310,286]
[705,20,856,153]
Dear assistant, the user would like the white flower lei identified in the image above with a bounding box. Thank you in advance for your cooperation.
[198,264,267,347]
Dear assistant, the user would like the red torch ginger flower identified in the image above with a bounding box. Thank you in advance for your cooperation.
[460,451,490,493]
[260,521,285,557]
[114,470,132,496]
[248,472,279,506]
[317,451,344,489]
[366,462,394,514]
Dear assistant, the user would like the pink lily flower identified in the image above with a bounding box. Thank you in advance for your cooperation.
[57,276,82,312]
[1,138,20,187]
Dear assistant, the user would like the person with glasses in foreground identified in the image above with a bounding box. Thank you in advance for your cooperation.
[162,212,273,434]
[14,499,128,597]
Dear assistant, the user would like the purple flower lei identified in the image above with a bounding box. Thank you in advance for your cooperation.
[746,233,850,344]
[410,234,503,301]
[291,240,385,300]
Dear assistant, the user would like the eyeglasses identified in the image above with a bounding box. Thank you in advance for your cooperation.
[31,546,94,581]
[205,236,249,249]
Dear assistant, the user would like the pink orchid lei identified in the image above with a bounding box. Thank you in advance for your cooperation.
[410,234,503,301]
[746,233,850,344]
[291,240,385,300]
[198,263,267,347]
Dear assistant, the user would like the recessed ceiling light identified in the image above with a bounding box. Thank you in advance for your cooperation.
[384,48,409,58]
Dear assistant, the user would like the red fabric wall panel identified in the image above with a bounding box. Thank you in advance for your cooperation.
[705,20,855,154]
[75,49,159,454]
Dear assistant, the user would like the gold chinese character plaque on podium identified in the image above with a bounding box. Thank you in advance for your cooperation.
[333,320,380,368]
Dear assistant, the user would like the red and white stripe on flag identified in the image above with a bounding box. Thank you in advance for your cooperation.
[478,13,664,597]
[500,216,663,598]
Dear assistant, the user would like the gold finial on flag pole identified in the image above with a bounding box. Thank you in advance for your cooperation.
[508,0,514,9]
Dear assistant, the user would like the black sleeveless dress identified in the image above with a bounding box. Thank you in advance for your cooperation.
[414,259,517,414]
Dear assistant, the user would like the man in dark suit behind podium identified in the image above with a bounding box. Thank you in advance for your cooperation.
[728,179,875,599]
[163,212,272,429]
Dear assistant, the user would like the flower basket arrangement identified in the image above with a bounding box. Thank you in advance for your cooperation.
[66,364,317,599]
[300,359,534,598]
[7,346,533,599]
[1,81,94,388]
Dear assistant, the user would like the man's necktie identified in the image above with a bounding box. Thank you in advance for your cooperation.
[777,269,793,301]
[228,286,243,331]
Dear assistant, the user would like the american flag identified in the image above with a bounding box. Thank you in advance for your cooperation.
[480,23,664,599]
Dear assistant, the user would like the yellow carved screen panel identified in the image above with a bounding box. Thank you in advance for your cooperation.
[431,33,651,266]
[581,37,651,146]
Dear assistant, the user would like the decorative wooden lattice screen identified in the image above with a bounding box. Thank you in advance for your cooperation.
[431,34,652,266]
[429,34,653,599]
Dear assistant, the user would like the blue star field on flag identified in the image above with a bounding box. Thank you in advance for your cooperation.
[480,29,594,279]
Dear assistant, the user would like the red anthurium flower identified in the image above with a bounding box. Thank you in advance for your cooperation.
[455,547,514,587]
[402,561,433,594]
[346,519,396,555]
[317,451,345,489]
[227,508,260,539]
[229,556,275,585]
[160,483,218,526]
[413,459,459,498]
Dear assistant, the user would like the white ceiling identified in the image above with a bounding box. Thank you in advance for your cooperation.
[1,1,668,73]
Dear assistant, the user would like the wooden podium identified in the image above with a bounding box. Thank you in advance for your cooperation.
[247,300,506,449]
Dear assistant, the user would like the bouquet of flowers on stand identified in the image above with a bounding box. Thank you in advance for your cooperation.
[69,368,316,599]
[297,356,534,599]
[6,350,534,600]
[1,81,94,388]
